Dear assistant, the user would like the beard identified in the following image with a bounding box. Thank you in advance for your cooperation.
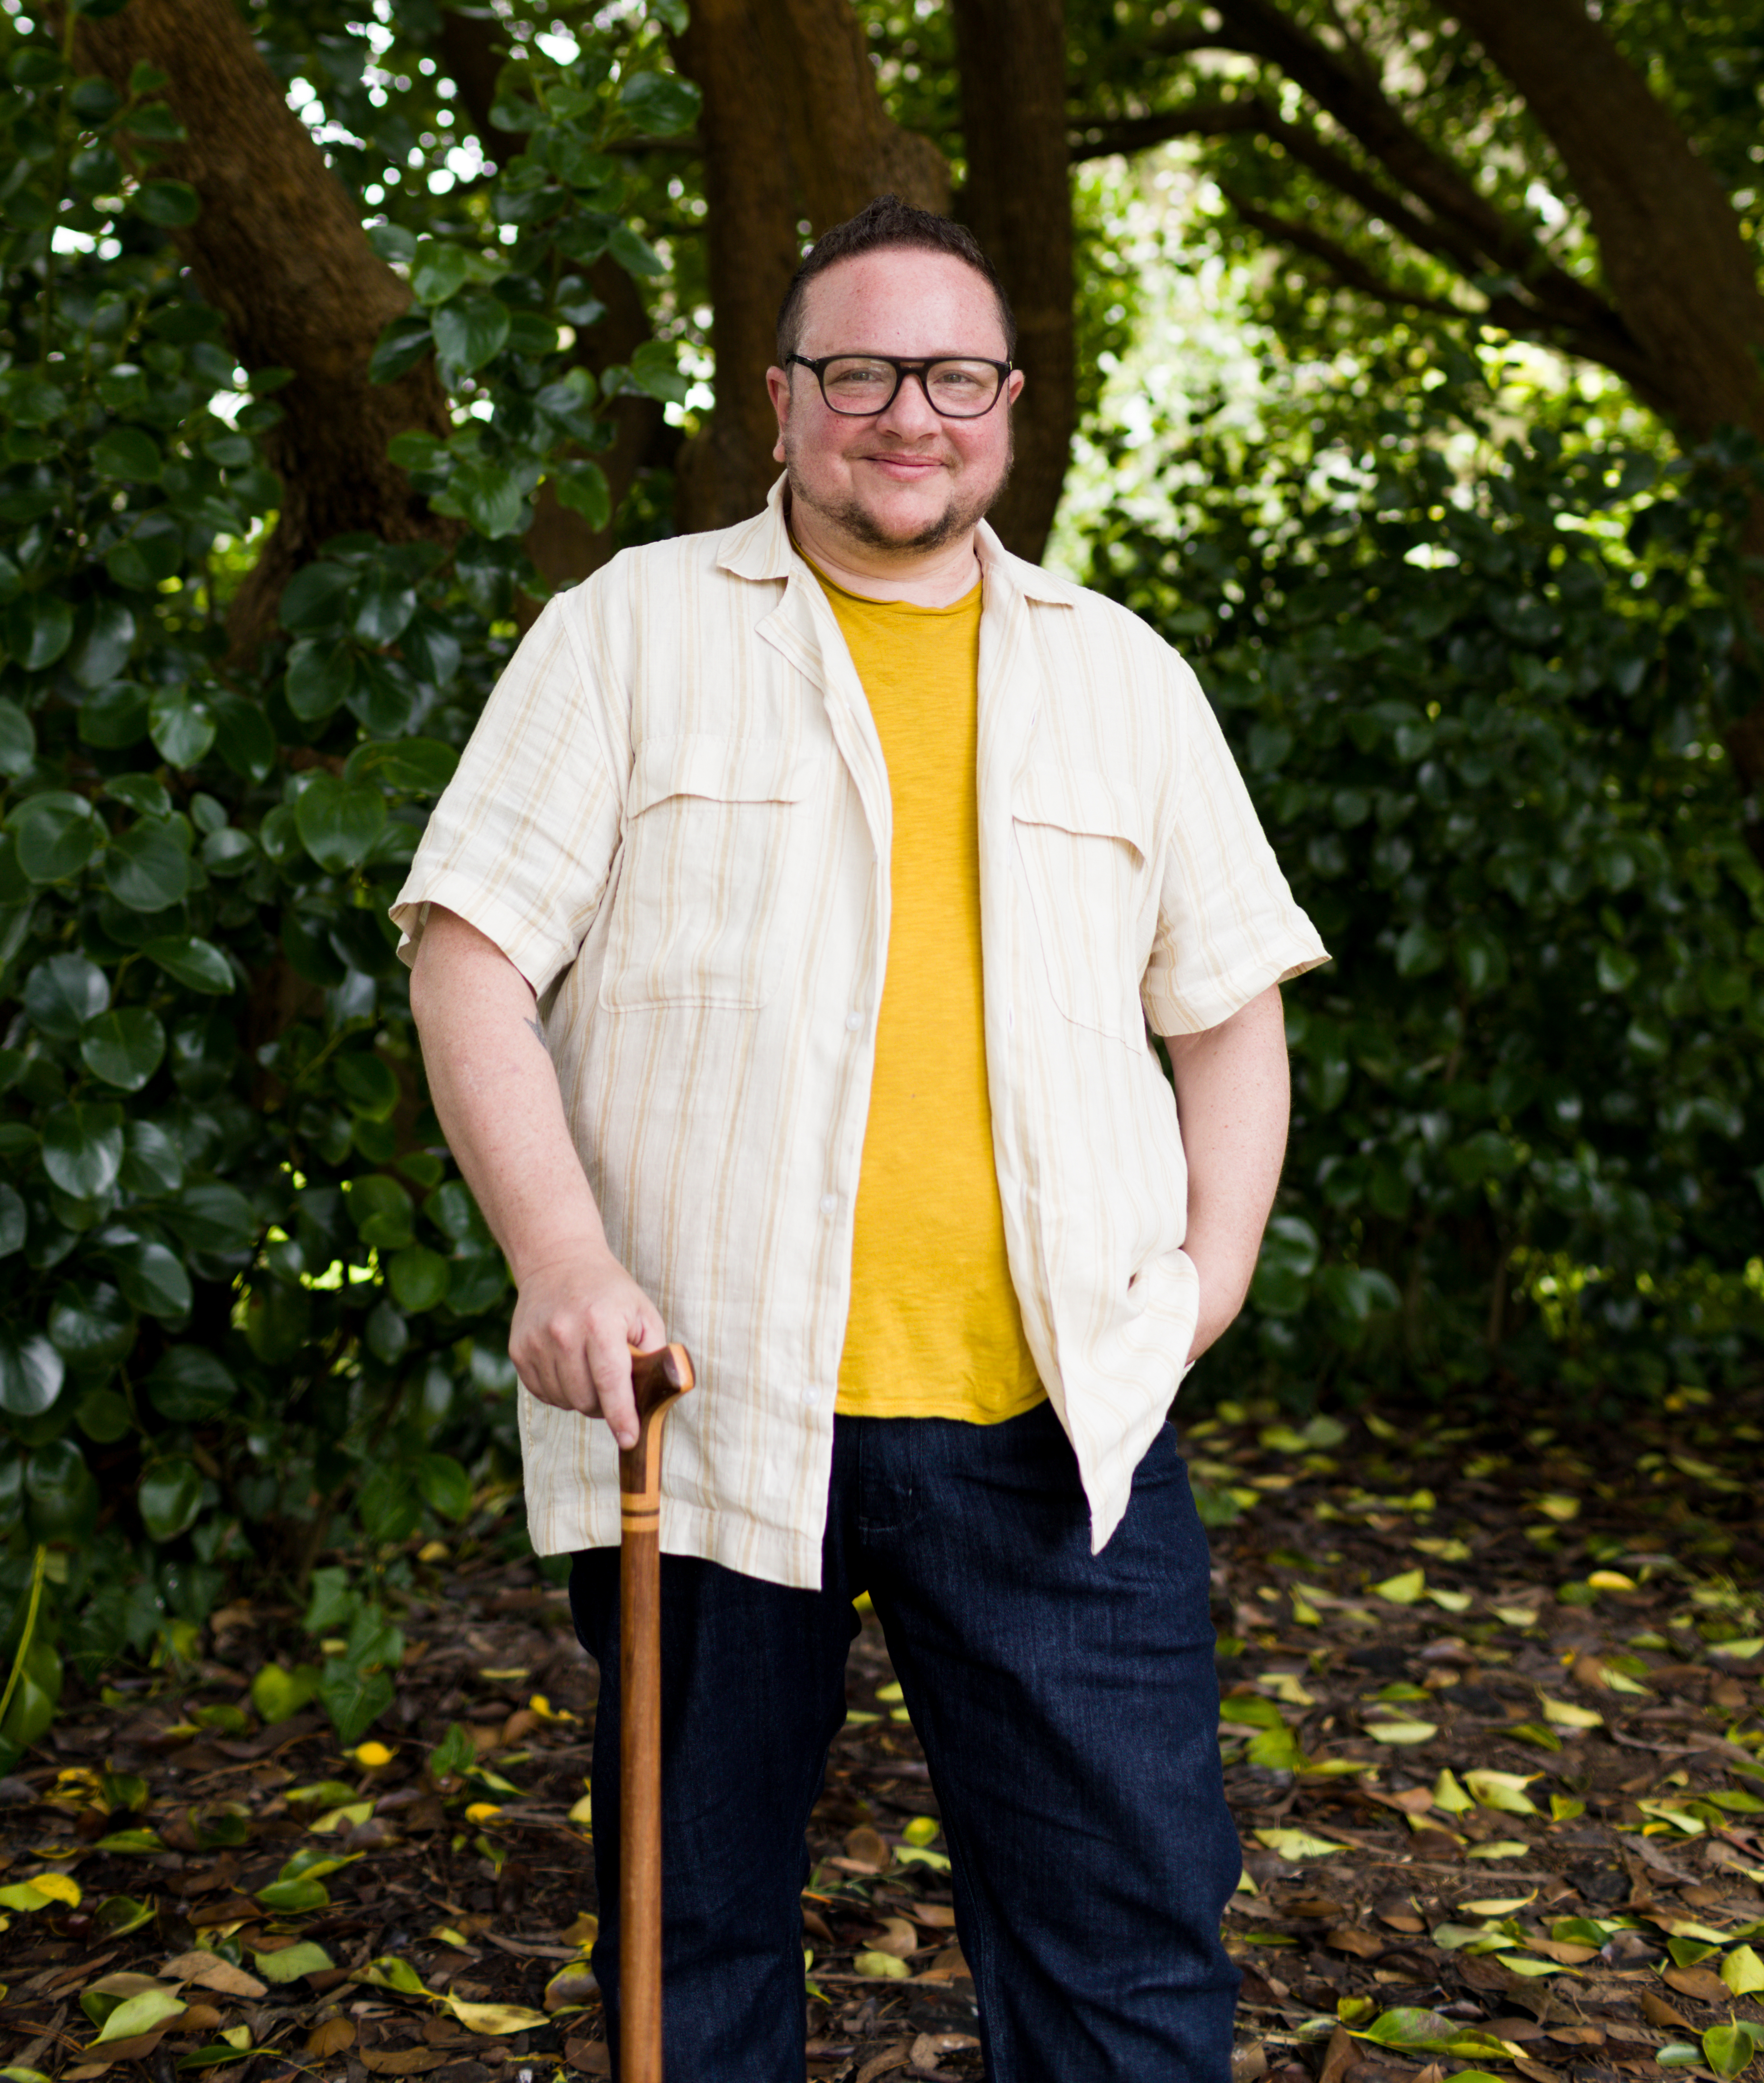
[783,420,1014,555]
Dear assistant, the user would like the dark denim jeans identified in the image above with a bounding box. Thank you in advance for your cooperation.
[570,1402,1240,2082]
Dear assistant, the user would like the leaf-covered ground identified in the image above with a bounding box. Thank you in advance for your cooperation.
[1,1385,1761,2083]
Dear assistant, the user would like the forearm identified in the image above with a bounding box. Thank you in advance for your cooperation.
[408,907,606,1281]
[409,905,662,1443]
[1162,983,1290,1362]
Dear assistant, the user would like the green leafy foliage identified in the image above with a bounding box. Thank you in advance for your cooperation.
[1085,361,1764,1411]
[0,1,689,1751]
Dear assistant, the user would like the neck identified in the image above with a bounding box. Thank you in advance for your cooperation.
[787,499,982,608]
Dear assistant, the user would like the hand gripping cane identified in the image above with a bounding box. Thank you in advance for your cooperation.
[618,1342,694,2083]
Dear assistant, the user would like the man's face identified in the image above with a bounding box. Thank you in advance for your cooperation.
[766,247,1025,558]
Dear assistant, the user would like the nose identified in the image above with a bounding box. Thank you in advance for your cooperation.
[873,369,942,436]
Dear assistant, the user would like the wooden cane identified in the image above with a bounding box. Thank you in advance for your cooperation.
[618,1341,694,2083]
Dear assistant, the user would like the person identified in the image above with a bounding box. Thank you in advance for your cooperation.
[395,194,1327,2083]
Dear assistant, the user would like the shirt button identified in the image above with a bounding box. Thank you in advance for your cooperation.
[819,1193,839,1215]
[845,1011,863,1032]
[801,1387,820,1408]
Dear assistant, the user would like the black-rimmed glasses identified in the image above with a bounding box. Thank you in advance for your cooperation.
[786,352,1012,419]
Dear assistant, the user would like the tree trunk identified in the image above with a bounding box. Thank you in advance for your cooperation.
[1445,0,1764,855]
[75,0,454,662]
[672,0,952,534]
[952,0,1074,562]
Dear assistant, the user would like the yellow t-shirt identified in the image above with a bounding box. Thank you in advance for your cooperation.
[807,558,1046,1424]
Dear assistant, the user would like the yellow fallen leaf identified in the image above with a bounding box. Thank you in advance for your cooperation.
[1254,1828,1350,1860]
[444,1996,549,2035]
[93,1990,187,2044]
[418,1540,449,1563]
[1290,1593,1321,1626]
[1432,1768,1475,1814]
[1373,1569,1427,1605]
[852,1949,912,1980]
[560,1910,599,1949]
[1722,1944,1764,1996]
[1493,1605,1539,1628]
[568,1791,594,1827]
[22,1872,81,1907]
[1465,1769,1541,1815]
[464,1803,503,1824]
[1459,1893,1537,1915]
[1586,1569,1636,1590]
[220,2026,253,2050]
[310,1803,373,1835]
[1533,1494,1579,1522]
[528,1695,578,1724]
[1428,1589,1474,1613]
[1368,1720,1438,1744]
[351,1742,395,1768]
[1258,1672,1316,1707]
[1465,1840,1534,1860]
[1540,1693,1602,1729]
[476,1667,530,1683]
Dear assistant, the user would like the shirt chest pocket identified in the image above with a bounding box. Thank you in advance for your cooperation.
[1012,766,1152,1046]
[601,736,822,1011]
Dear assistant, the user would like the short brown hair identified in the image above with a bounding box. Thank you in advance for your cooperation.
[774,195,1016,366]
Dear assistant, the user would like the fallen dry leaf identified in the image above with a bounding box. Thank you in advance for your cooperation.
[306,2016,357,2056]
[1639,1992,1694,2032]
[1232,2043,1270,2083]
[1319,2023,1361,2083]
[1324,1924,1384,1958]
[855,2049,911,2083]
[1663,1965,1731,2003]
[359,2044,445,2073]
[843,1825,890,1871]
[563,2036,612,2076]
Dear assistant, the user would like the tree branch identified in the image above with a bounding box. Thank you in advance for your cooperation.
[1219,186,1465,318]
[76,0,454,658]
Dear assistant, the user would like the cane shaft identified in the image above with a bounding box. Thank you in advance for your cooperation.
[616,1343,693,2083]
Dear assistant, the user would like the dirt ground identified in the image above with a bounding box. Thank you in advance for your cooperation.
[2,1385,1761,2083]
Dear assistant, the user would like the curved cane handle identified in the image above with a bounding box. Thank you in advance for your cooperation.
[618,1343,694,1529]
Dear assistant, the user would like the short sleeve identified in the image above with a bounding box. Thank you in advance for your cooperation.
[389,590,625,998]
[1140,654,1330,1035]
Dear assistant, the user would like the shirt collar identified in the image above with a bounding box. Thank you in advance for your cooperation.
[717,472,1074,607]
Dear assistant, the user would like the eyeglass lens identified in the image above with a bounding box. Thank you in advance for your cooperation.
[820,357,1002,417]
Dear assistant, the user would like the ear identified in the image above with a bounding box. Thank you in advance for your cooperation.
[766,364,792,464]
[1006,368,1026,406]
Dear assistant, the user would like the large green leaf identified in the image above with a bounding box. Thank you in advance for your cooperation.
[141,935,234,994]
[164,1180,257,1253]
[90,426,163,481]
[3,592,75,670]
[617,69,701,134]
[350,1175,414,1248]
[280,561,356,636]
[449,460,525,539]
[104,818,193,910]
[11,792,98,881]
[109,1240,194,1320]
[0,1331,65,1417]
[24,951,109,1038]
[295,774,386,872]
[343,737,459,794]
[433,292,510,373]
[417,1452,472,1520]
[47,1279,135,1367]
[42,1100,126,1198]
[25,1437,98,1540]
[139,1458,203,1541]
[147,1346,236,1423]
[0,697,36,775]
[388,1245,449,1312]
[0,1183,26,1258]
[148,688,216,767]
[80,1007,167,1091]
[68,599,137,687]
[317,1660,394,1746]
[285,636,354,720]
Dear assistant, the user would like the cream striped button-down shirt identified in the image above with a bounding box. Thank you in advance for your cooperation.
[392,477,1328,1589]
